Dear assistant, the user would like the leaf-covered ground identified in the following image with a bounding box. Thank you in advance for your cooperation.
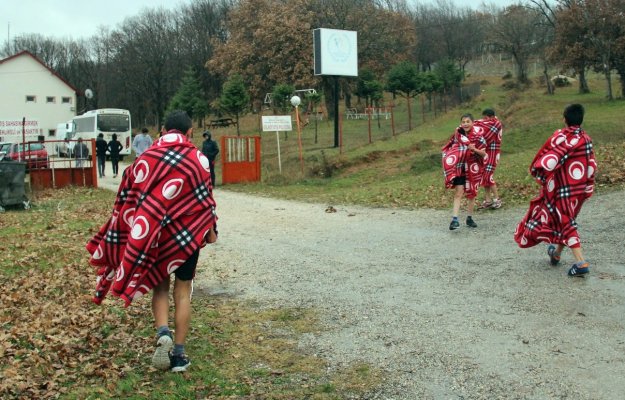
[0,187,380,399]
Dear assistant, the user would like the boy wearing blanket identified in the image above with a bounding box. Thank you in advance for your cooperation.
[442,114,487,230]
[86,110,218,371]
[475,108,503,209]
[514,104,596,277]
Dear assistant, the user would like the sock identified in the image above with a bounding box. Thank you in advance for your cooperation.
[173,344,185,356]
[452,216,458,221]
[156,325,171,337]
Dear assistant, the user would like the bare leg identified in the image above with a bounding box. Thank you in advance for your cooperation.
[152,277,170,328]
[490,184,499,200]
[484,187,492,203]
[467,197,476,215]
[173,278,193,346]
[452,185,464,217]
[571,247,584,263]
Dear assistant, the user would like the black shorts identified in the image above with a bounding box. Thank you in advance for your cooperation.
[452,176,466,186]
[174,249,200,281]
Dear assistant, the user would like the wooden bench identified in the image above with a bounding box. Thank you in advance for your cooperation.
[209,118,236,128]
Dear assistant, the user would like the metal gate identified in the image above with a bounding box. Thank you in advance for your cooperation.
[220,135,261,184]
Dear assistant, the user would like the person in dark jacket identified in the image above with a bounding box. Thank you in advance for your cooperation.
[74,138,90,168]
[201,131,219,186]
[107,133,124,178]
[95,133,108,178]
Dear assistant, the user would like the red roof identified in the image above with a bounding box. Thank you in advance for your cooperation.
[0,50,78,94]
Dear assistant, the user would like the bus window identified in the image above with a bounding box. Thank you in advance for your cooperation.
[98,115,130,132]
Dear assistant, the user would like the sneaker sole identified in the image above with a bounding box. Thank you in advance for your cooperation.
[152,335,173,370]
[171,361,191,372]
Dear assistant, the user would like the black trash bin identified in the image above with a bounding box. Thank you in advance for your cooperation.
[0,160,30,211]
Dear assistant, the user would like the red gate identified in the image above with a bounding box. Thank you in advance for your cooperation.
[220,135,261,184]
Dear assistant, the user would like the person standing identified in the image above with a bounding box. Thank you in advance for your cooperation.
[514,104,596,277]
[74,138,90,167]
[95,133,108,178]
[442,114,487,230]
[86,110,218,372]
[107,133,123,178]
[201,131,220,187]
[132,127,153,157]
[475,108,503,209]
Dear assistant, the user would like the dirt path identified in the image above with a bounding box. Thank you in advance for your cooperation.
[196,188,625,399]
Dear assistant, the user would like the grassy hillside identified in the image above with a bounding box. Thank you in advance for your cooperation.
[207,74,625,209]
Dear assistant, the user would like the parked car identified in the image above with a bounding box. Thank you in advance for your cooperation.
[1,142,49,169]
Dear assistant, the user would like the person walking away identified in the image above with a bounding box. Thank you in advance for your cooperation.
[132,127,153,157]
[86,110,218,372]
[475,108,503,209]
[107,133,123,178]
[56,139,69,158]
[514,104,596,277]
[95,133,108,178]
[201,131,220,187]
[74,138,90,167]
[442,113,487,230]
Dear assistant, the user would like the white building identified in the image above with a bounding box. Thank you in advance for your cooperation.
[0,50,77,145]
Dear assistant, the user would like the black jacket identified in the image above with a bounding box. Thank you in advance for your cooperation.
[202,139,219,162]
[96,138,108,157]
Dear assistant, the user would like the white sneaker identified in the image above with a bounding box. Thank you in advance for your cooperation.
[152,333,173,370]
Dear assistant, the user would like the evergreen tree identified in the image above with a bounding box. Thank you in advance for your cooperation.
[219,74,250,135]
[167,68,209,124]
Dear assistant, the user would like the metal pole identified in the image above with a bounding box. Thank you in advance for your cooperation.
[275,131,282,174]
[333,76,339,148]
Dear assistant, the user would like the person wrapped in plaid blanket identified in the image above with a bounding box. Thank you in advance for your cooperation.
[442,113,487,230]
[475,108,503,210]
[514,104,596,277]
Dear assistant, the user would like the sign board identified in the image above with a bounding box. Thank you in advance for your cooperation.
[313,28,358,77]
[262,115,292,132]
[0,119,41,136]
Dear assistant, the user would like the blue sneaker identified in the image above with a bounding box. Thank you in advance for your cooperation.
[568,261,589,277]
[152,332,173,370]
[449,219,460,230]
[170,353,191,372]
[547,245,561,266]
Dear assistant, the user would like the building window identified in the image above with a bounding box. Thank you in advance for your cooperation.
[48,129,56,137]
[26,95,36,102]
[46,96,56,103]
[62,97,72,104]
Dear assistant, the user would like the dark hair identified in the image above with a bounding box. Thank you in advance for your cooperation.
[563,104,584,126]
[203,131,211,139]
[141,127,149,134]
[112,133,117,140]
[460,113,474,121]
[98,133,104,138]
[164,110,192,133]
[482,108,495,117]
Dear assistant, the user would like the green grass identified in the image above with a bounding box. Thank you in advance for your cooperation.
[224,74,625,208]
[0,187,382,399]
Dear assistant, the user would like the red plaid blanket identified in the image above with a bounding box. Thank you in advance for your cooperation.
[514,126,596,248]
[441,126,487,198]
[475,117,502,187]
[86,132,218,306]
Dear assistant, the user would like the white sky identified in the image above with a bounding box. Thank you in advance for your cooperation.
[3,0,520,42]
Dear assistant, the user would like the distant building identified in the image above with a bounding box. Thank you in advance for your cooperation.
[0,50,77,144]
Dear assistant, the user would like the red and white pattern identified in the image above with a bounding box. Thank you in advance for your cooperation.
[441,126,487,199]
[86,132,218,306]
[514,126,596,249]
[475,117,503,187]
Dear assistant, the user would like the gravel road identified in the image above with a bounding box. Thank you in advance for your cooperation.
[196,188,625,399]
[98,171,625,399]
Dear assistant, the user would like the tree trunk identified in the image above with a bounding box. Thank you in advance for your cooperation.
[577,68,590,94]
[604,63,614,101]
[543,63,554,95]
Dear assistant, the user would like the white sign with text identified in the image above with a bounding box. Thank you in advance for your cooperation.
[262,115,292,132]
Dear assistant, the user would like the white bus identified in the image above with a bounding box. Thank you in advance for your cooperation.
[60,108,132,159]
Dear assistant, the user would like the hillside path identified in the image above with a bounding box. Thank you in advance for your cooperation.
[99,166,625,398]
